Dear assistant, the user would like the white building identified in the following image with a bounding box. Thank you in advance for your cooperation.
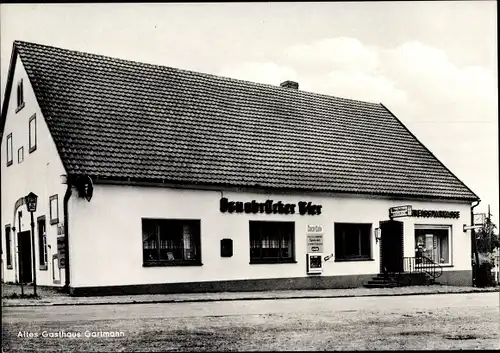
[1,41,480,295]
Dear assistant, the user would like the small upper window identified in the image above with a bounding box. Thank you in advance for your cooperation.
[18,146,24,164]
[29,114,37,153]
[6,133,13,166]
[16,80,24,112]
[49,195,59,225]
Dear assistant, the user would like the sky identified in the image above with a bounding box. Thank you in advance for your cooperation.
[1,2,498,225]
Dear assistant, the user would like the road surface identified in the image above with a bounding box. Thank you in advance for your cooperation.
[2,292,499,351]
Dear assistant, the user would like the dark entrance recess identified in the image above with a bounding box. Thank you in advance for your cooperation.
[379,220,404,273]
[17,231,32,283]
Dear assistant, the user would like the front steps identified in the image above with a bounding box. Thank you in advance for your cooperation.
[364,273,440,288]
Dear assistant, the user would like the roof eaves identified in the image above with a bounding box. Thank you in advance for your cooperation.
[379,103,480,201]
[0,42,19,142]
[12,41,69,175]
[87,175,479,202]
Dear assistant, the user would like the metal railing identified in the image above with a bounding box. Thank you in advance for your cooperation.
[403,256,443,280]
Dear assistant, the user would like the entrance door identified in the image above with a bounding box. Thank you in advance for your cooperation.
[380,220,404,273]
[17,231,32,283]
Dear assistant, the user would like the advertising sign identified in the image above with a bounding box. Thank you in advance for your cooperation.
[57,222,64,236]
[389,205,412,219]
[306,224,323,233]
[473,213,485,226]
[307,254,323,274]
[307,225,324,253]
[57,236,65,268]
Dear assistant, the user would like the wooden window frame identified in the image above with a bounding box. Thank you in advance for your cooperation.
[6,133,13,167]
[37,216,48,270]
[18,146,24,164]
[15,79,25,113]
[29,114,37,153]
[249,221,296,264]
[49,195,59,225]
[142,218,202,267]
[334,223,372,261]
[5,224,13,269]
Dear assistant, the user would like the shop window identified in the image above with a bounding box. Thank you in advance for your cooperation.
[5,225,12,269]
[415,225,451,264]
[29,114,37,153]
[49,195,59,225]
[6,133,13,166]
[334,223,372,261]
[142,219,201,266]
[249,221,295,264]
[16,79,25,112]
[38,216,47,270]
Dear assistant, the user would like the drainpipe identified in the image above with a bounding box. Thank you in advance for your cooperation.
[471,199,481,286]
[62,178,72,292]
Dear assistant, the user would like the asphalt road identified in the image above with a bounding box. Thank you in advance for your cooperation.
[2,292,499,351]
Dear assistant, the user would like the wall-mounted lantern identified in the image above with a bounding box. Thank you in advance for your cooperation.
[77,175,94,202]
[374,227,382,244]
[24,192,38,296]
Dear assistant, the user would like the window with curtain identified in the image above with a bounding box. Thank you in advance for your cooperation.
[142,219,201,266]
[249,221,295,263]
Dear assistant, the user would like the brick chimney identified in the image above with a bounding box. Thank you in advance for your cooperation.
[280,80,299,90]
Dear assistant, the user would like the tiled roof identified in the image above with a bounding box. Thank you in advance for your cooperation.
[4,40,478,200]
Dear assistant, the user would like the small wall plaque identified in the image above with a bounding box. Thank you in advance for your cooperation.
[220,238,233,257]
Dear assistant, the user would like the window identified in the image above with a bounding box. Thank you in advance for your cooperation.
[38,217,48,270]
[249,221,295,264]
[142,219,201,266]
[334,223,372,261]
[29,114,37,153]
[6,133,13,166]
[16,79,24,112]
[415,225,451,264]
[18,146,24,163]
[5,225,12,269]
[49,195,59,225]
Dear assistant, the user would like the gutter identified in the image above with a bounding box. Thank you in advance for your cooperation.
[471,199,481,286]
[63,179,72,292]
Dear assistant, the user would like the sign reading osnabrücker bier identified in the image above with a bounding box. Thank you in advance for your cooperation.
[220,198,322,215]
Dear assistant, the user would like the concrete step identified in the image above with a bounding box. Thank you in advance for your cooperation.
[367,280,396,285]
[363,283,398,288]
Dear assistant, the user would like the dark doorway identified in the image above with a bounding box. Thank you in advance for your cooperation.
[380,220,404,273]
[17,231,32,283]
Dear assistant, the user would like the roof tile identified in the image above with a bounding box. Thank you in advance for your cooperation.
[9,40,478,200]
